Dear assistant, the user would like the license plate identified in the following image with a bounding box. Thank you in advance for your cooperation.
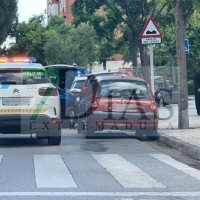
[2,97,30,106]
[112,103,140,112]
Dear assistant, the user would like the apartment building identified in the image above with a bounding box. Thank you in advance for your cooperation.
[47,0,74,23]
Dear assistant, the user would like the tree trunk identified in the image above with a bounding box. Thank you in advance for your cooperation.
[139,45,151,85]
[102,59,106,70]
[129,28,138,70]
[174,0,189,129]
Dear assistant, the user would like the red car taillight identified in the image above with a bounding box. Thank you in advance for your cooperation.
[90,98,98,110]
[38,87,58,96]
[90,81,99,110]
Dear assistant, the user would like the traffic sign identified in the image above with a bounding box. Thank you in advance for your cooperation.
[142,38,161,44]
[140,17,162,38]
[185,39,189,54]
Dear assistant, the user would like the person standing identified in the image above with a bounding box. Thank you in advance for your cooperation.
[194,70,200,115]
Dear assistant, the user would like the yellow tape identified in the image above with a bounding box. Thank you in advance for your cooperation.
[0,108,47,114]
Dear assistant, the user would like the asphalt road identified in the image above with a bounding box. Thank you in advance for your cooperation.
[0,128,199,200]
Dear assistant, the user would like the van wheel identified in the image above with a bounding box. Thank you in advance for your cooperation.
[66,106,76,129]
[48,130,61,145]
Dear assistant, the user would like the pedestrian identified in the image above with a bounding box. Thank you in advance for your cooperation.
[194,70,200,115]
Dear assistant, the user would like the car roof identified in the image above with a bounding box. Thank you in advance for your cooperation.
[95,75,147,83]
[91,69,120,74]
[0,63,44,69]
[44,64,74,68]
[73,76,87,81]
[154,76,169,79]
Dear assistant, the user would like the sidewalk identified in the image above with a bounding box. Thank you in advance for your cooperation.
[158,96,200,160]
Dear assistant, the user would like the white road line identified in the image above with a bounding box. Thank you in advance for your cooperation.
[0,191,199,197]
[150,154,200,180]
[92,154,165,188]
[34,155,77,188]
[0,155,3,163]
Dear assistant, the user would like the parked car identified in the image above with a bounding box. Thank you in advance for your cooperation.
[154,76,179,106]
[78,75,159,140]
[70,76,87,102]
[0,58,61,145]
[81,70,132,93]
[58,87,78,128]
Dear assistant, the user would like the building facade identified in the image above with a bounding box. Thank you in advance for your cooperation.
[47,0,74,23]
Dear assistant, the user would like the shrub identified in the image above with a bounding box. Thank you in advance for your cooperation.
[188,80,194,95]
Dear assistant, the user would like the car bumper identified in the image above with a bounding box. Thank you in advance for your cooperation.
[85,111,158,131]
[0,115,61,136]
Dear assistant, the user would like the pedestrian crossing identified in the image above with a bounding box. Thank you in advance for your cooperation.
[34,155,77,188]
[0,153,199,189]
[93,154,165,188]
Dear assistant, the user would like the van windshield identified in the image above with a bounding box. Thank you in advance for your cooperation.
[99,80,150,99]
[0,69,50,85]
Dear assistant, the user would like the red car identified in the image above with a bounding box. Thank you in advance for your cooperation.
[78,75,159,140]
[81,70,132,93]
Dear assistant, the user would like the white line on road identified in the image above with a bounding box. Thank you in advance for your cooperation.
[0,191,199,197]
[150,154,200,180]
[34,155,77,188]
[93,154,165,188]
[0,155,3,163]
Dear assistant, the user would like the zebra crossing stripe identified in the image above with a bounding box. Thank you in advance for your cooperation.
[92,154,165,188]
[150,154,200,180]
[0,155,3,163]
[34,155,77,188]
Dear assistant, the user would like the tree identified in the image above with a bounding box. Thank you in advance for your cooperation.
[9,15,46,65]
[72,0,170,84]
[44,23,97,67]
[167,0,200,129]
[72,1,121,69]
[0,0,18,45]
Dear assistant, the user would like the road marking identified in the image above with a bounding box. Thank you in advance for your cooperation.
[34,155,77,188]
[150,154,200,180]
[92,154,165,188]
[0,191,199,197]
[0,155,3,163]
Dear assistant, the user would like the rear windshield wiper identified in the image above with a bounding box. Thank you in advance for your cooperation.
[0,81,17,84]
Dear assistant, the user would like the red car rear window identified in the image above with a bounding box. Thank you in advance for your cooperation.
[99,80,150,99]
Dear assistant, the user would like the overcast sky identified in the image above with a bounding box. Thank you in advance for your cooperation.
[18,0,47,22]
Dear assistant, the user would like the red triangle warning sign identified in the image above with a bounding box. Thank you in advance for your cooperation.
[140,17,162,38]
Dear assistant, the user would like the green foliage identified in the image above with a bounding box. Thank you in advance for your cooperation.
[0,0,18,45]
[154,65,172,77]
[47,16,72,36]
[44,23,97,66]
[9,15,46,65]
[188,79,194,95]
[72,0,123,66]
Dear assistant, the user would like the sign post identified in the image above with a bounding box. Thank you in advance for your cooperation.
[140,17,162,93]
[149,45,154,93]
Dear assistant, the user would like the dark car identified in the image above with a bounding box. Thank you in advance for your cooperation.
[154,76,179,106]
[78,75,159,140]
[57,87,78,128]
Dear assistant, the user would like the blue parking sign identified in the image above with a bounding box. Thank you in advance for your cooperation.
[185,39,189,54]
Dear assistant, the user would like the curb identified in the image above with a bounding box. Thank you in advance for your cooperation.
[158,131,200,160]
